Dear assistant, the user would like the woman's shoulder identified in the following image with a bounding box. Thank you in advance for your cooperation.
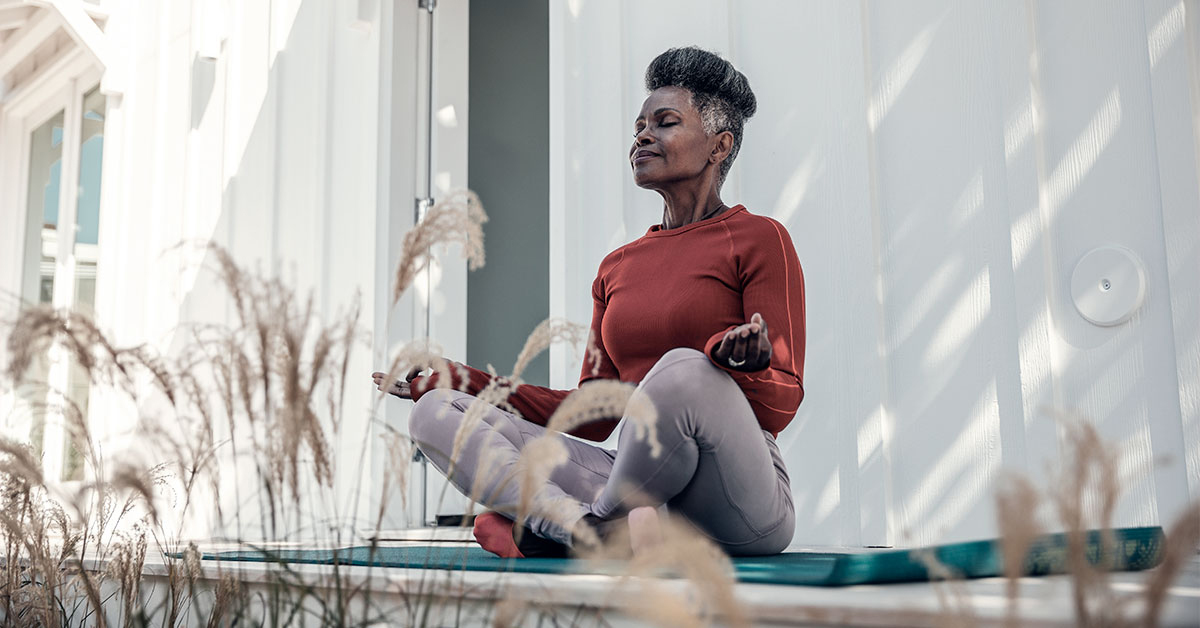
[591,242,633,288]
[726,206,795,242]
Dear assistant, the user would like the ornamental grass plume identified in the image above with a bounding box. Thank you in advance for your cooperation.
[109,463,162,527]
[1051,413,1122,625]
[106,526,149,625]
[988,411,1200,627]
[206,573,243,628]
[616,514,749,628]
[995,473,1041,628]
[510,318,589,381]
[392,189,487,304]
[546,380,661,458]
[910,548,975,628]
[490,597,528,628]
[4,304,127,390]
[1143,502,1200,627]
[447,372,520,477]
[376,429,414,527]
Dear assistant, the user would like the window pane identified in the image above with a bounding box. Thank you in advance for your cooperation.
[74,87,105,249]
[23,110,65,306]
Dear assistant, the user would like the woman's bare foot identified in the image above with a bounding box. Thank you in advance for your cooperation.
[627,506,663,555]
[473,511,523,558]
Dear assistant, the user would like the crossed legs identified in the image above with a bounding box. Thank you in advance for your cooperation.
[407,348,794,555]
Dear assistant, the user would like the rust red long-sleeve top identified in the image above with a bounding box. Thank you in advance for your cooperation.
[410,204,806,440]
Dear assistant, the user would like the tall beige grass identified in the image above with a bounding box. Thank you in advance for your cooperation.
[3,183,1196,628]
[984,413,1200,628]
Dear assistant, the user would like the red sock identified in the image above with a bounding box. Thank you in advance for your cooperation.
[473,512,524,558]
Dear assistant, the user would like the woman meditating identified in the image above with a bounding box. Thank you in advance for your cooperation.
[373,47,805,558]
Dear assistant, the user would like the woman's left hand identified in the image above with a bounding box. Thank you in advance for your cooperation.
[711,312,772,371]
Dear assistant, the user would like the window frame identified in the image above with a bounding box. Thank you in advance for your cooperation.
[0,49,105,484]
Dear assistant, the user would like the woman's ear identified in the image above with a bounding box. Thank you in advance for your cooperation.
[709,130,734,164]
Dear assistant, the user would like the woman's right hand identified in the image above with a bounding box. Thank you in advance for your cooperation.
[372,366,428,400]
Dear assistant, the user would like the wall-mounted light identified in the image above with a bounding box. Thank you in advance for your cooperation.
[1071,245,1147,327]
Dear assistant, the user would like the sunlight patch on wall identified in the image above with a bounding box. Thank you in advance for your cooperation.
[948,169,983,230]
[1009,205,1043,272]
[858,405,887,468]
[903,381,1000,538]
[889,259,959,353]
[1004,95,1034,165]
[770,147,824,225]
[814,467,841,522]
[1148,1,1185,69]
[923,266,990,369]
[1043,87,1122,219]
[867,17,942,132]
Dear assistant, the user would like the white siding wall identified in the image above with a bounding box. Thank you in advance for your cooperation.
[549,0,1200,547]
[0,0,472,537]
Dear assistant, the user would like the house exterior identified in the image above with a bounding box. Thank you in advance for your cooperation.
[1,0,1197,548]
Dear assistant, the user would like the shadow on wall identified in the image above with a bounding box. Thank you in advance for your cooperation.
[766,0,1194,548]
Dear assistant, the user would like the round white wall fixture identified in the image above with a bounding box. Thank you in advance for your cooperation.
[1070,246,1146,326]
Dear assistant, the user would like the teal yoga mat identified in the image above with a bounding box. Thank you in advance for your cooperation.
[190,526,1164,587]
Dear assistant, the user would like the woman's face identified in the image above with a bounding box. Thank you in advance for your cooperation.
[630,87,717,190]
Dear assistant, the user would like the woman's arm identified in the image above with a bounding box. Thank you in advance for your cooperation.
[404,363,618,441]
[703,217,806,435]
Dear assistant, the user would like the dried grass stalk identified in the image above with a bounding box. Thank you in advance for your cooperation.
[206,572,242,628]
[448,375,517,476]
[546,381,661,457]
[491,597,528,628]
[510,318,588,381]
[110,464,161,527]
[1142,501,1200,627]
[617,515,749,628]
[1050,413,1121,625]
[911,548,975,627]
[377,430,413,527]
[5,304,127,389]
[995,474,1041,627]
[393,189,487,304]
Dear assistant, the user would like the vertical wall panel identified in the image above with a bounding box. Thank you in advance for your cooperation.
[1033,0,1190,528]
[549,0,1197,546]
[549,0,634,393]
[1142,0,1200,506]
[736,0,882,546]
[864,1,1021,545]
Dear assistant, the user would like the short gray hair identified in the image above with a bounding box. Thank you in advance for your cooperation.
[644,47,757,187]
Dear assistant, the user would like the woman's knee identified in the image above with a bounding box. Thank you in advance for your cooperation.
[640,347,725,405]
[408,388,464,448]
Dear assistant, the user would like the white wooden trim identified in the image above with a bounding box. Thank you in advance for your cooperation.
[38,76,80,481]
[0,7,56,79]
[547,0,567,390]
[43,0,109,74]
[1,46,91,115]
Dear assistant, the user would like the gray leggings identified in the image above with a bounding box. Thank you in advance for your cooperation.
[408,347,795,556]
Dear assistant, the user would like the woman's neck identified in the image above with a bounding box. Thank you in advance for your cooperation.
[659,189,727,230]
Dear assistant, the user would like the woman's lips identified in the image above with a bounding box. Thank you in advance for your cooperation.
[632,151,659,164]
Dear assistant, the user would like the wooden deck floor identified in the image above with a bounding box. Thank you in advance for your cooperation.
[126,528,1199,627]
